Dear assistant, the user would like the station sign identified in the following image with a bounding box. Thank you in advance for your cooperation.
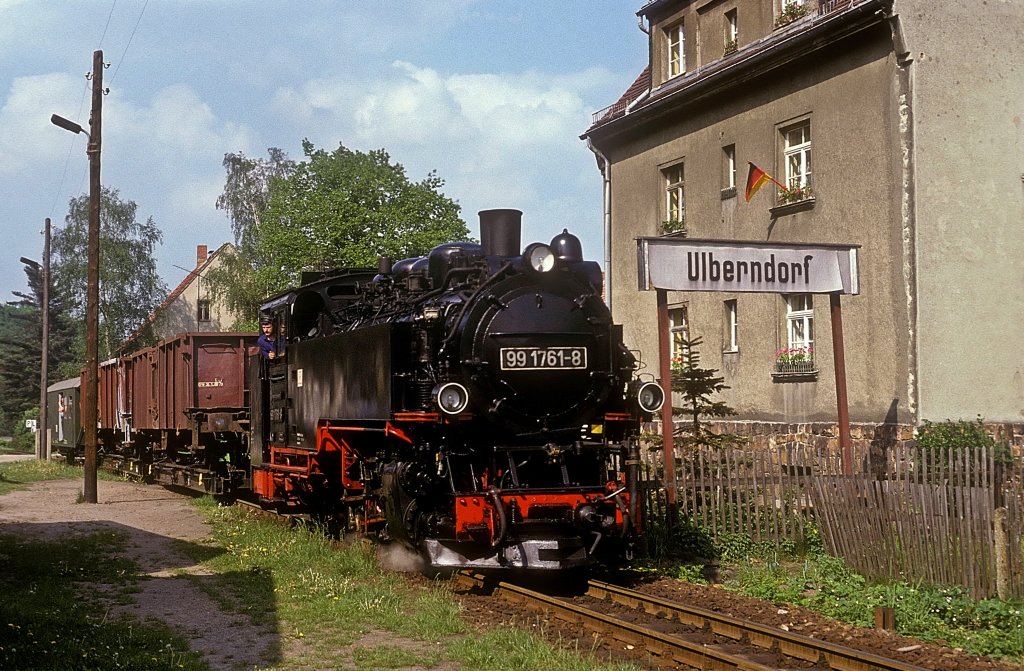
[637,237,860,295]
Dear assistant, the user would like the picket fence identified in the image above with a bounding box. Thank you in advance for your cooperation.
[641,442,1024,599]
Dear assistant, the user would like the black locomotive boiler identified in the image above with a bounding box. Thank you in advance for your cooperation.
[251,209,663,571]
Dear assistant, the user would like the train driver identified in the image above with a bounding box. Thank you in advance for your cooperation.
[258,316,285,361]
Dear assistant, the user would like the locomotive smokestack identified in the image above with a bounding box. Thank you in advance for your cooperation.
[479,208,522,257]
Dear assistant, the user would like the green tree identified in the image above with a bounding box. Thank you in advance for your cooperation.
[208,141,469,326]
[51,187,167,359]
[206,148,296,326]
[0,302,37,436]
[0,261,79,434]
[671,336,739,449]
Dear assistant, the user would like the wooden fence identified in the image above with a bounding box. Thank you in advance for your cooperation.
[641,442,1024,599]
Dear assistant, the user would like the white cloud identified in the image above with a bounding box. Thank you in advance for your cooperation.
[106,84,253,163]
[0,73,89,173]
[276,61,612,150]
[267,60,614,246]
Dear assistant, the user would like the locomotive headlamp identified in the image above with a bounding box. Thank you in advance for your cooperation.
[433,382,470,415]
[523,243,556,273]
[634,381,665,414]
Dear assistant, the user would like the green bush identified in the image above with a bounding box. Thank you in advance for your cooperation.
[643,511,717,563]
[915,418,1012,465]
[2,408,39,454]
[726,552,1024,662]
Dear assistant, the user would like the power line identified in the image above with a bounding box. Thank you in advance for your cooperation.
[48,79,92,221]
[109,0,150,86]
[50,0,150,221]
[97,1,117,49]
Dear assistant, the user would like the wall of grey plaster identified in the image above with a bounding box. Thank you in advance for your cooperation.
[895,1,1024,423]
[605,26,912,424]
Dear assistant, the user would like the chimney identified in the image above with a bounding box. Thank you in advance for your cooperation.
[479,209,522,257]
[196,244,208,267]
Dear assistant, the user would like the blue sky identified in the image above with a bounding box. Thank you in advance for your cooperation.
[1,1,648,302]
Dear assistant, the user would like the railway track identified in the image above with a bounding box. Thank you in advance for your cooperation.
[98,459,931,670]
[455,572,928,671]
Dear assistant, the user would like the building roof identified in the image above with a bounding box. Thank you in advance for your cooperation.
[47,377,80,393]
[583,0,886,141]
[586,66,651,131]
[119,242,232,351]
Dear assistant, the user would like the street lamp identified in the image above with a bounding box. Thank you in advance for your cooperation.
[20,243,49,461]
[49,114,86,136]
[50,49,102,503]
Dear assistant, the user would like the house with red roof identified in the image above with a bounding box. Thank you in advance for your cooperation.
[119,243,241,353]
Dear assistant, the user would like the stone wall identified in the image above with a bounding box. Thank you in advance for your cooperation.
[645,419,1024,477]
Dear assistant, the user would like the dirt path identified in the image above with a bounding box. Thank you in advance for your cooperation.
[0,478,275,671]
[4,475,1021,671]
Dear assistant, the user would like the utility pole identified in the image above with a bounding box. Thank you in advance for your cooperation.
[49,51,103,500]
[37,218,50,460]
[83,50,103,503]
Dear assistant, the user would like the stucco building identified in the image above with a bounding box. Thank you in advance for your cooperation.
[120,243,241,352]
[582,0,1023,439]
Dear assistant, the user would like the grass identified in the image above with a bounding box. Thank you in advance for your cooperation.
[640,518,1024,664]
[0,458,123,497]
[187,498,641,670]
[0,531,207,671]
[726,552,1024,662]
[0,458,84,496]
[0,461,641,670]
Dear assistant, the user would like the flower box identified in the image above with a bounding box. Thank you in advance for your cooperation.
[773,346,817,378]
[773,360,817,375]
[774,1,810,29]
[777,184,813,205]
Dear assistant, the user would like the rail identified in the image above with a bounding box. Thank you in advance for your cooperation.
[456,572,929,671]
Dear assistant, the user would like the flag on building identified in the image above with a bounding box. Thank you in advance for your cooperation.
[745,162,784,202]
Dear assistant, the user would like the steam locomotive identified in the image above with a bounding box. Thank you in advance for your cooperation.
[49,209,664,572]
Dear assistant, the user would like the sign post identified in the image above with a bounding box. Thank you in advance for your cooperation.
[655,290,677,522]
[637,237,861,483]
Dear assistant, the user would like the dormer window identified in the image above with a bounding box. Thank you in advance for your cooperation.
[666,22,685,78]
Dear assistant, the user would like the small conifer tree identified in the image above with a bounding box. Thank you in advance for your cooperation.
[670,336,738,448]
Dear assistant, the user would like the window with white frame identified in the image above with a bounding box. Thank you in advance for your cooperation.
[666,22,685,78]
[197,299,211,324]
[723,145,736,191]
[783,121,812,190]
[663,163,685,225]
[725,9,738,49]
[785,293,813,356]
[724,299,738,352]
[669,305,689,369]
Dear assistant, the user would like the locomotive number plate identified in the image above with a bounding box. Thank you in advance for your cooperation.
[500,347,587,370]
